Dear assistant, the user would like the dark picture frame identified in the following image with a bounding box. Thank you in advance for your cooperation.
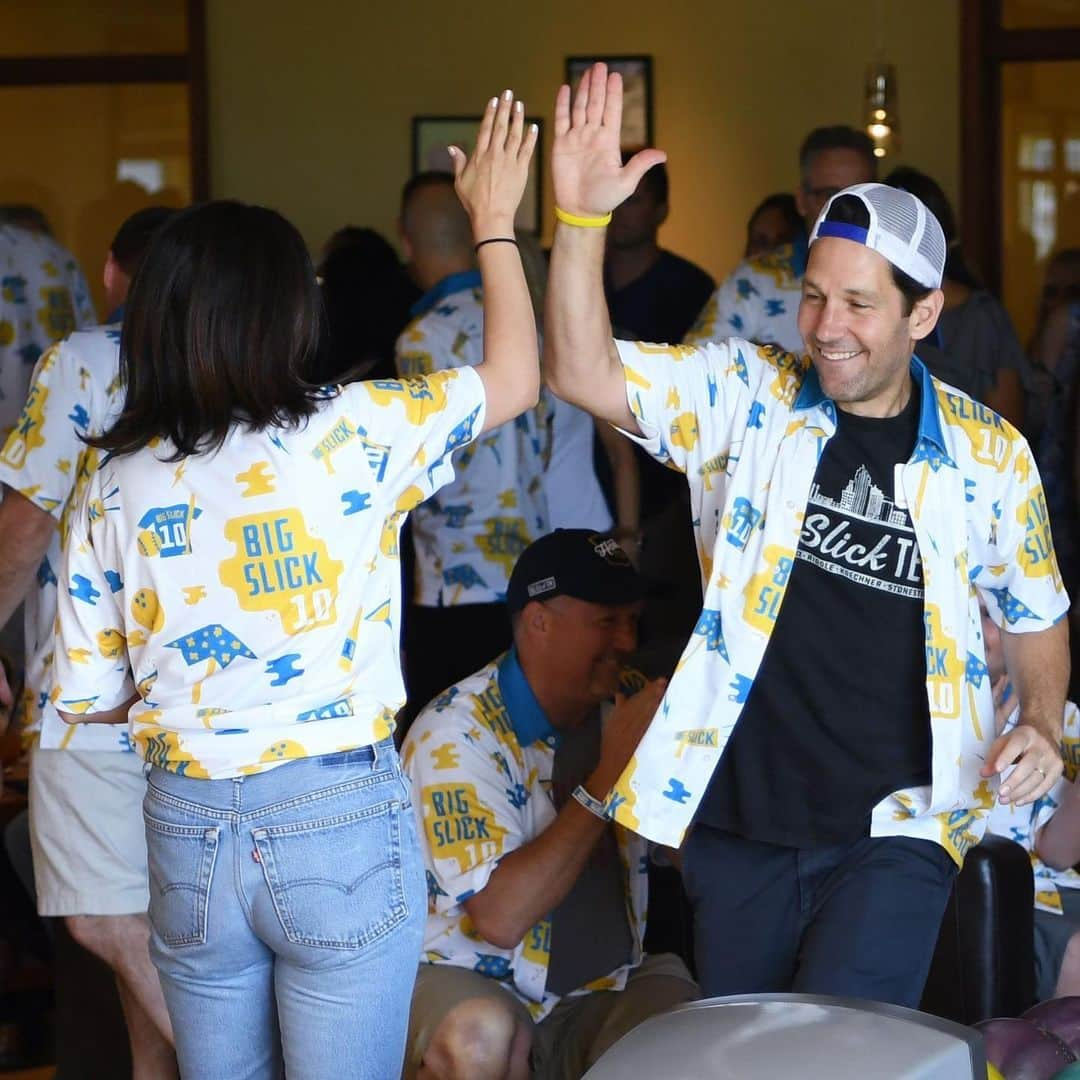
[565,55,653,149]
[411,114,544,234]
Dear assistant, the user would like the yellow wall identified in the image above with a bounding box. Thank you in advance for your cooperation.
[206,0,959,282]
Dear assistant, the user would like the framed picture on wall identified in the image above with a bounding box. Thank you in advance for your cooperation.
[411,115,544,234]
[565,55,653,149]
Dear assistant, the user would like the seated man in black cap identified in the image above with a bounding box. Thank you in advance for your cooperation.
[401,529,697,1080]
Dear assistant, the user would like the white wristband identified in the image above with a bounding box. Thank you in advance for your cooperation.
[571,784,608,820]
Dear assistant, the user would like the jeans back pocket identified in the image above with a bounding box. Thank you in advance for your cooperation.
[144,815,220,948]
[252,797,408,950]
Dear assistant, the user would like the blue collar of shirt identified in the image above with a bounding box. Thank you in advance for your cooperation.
[496,648,561,750]
[105,303,125,324]
[409,269,482,318]
[793,353,946,453]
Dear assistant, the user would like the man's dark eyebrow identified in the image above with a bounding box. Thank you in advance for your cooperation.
[802,277,880,302]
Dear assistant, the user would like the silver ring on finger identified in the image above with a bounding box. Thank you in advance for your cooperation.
[1035,766,1048,778]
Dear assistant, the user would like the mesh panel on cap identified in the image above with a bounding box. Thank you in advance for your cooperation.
[917,224,946,276]
[865,186,918,243]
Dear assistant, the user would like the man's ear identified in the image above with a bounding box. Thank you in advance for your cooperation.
[909,288,945,343]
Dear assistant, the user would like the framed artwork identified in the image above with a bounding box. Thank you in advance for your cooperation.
[411,115,544,234]
[565,55,653,149]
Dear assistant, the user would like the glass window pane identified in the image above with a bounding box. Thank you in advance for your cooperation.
[1003,0,1080,29]
[1001,60,1080,343]
[0,83,190,315]
[0,0,187,57]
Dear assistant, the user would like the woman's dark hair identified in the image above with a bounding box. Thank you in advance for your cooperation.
[313,226,419,385]
[90,201,324,460]
[884,165,982,291]
[822,193,933,316]
[747,193,805,246]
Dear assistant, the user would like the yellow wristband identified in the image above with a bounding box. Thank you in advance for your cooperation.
[555,206,613,228]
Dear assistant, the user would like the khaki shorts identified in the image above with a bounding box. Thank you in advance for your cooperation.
[28,746,149,917]
[404,952,698,1079]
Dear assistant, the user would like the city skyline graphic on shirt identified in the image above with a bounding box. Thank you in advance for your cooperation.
[808,464,913,533]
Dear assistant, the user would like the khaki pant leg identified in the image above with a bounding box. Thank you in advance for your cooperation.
[534,954,699,1079]
[402,964,534,1080]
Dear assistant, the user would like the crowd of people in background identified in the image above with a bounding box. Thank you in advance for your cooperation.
[0,62,1077,1080]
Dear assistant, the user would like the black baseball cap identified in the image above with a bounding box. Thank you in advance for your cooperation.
[506,529,646,615]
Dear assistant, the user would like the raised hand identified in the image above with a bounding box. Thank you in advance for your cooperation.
[981,720,1064,805]
[448,89,539,239]
[552,61,667,218]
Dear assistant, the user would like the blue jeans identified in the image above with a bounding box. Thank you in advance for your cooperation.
[143,739,425,1080]
[683,826,956,1007]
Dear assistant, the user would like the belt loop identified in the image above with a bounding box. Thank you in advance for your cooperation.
[372,739,381,769]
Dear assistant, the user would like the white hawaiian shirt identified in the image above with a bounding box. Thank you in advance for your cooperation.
[605,338,1069,865]
[402,651,649,1020]
[0,325,127,750]
[0,226,96,443]
[685,238,806,354]
[987,694,1080,914]
[53,368,486,779]
[396,271,551,606]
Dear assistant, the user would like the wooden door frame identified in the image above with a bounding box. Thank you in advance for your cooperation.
[961,0,1080,293]
[0,0,209,200]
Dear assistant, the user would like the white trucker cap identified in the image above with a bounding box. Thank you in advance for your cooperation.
[808,182,946,290]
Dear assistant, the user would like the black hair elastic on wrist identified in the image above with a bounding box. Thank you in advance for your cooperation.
[474,237,518,254]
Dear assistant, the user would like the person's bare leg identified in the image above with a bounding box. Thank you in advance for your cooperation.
[1055,931,1080,997]
[418,997,531,1080]
[66,913,176,1078]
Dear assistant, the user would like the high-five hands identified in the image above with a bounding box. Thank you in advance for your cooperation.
[552,61,667,219]
[448,90,538,237]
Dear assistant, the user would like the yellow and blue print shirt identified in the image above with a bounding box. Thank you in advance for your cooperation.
[52,367,486,778]
[402,651,648,1020]
[607,338,1069,864]
[396,272,551,606]
[0,227,96,444]
[0,325,126,751]
[987,697,1080,914]
[685,239,805,354]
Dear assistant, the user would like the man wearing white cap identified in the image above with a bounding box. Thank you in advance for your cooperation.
[542,63,1070,1005]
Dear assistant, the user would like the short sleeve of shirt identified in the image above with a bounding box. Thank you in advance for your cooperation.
[0,341,95,517]
[405,721,528,910]
[969,433,1070,632]
[53,472,135,714]
[615,338,748,475]
[348,365,486,502]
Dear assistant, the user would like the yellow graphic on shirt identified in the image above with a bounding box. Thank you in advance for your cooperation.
[936,780,994,866]
[311,417,359,475]
[365,371,454,425]
[636,343,698,362]
[742,545,795,636]
[1015,484,1062,589]
[131,589,165,633]
[924,603,962,719]
[235,461,276,497]
[0,320,12,346]
[937,390,1014,474]
[58,447,100,545]
[134,724,211,778]
[183,586,208,606]
[608,754,641,833]
[36,286,76,341]
[219,509,344,634]
[749,243,799,288]
[759,345,803,406]
[475,516,530,574]
[397,349,435,377]
[421,782,508,874]
[521,919,552,966]
[259,739,307,764]
[66,648,90,664]
[469,681,524,769]
[379,486,425,559]
[96,628,126,660]
[669,412,699,452]
[0,376,49,471]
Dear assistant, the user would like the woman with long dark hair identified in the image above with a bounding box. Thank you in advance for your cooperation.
[52,90,539,1079]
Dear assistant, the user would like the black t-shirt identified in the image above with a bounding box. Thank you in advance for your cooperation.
[697,381,933,847]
